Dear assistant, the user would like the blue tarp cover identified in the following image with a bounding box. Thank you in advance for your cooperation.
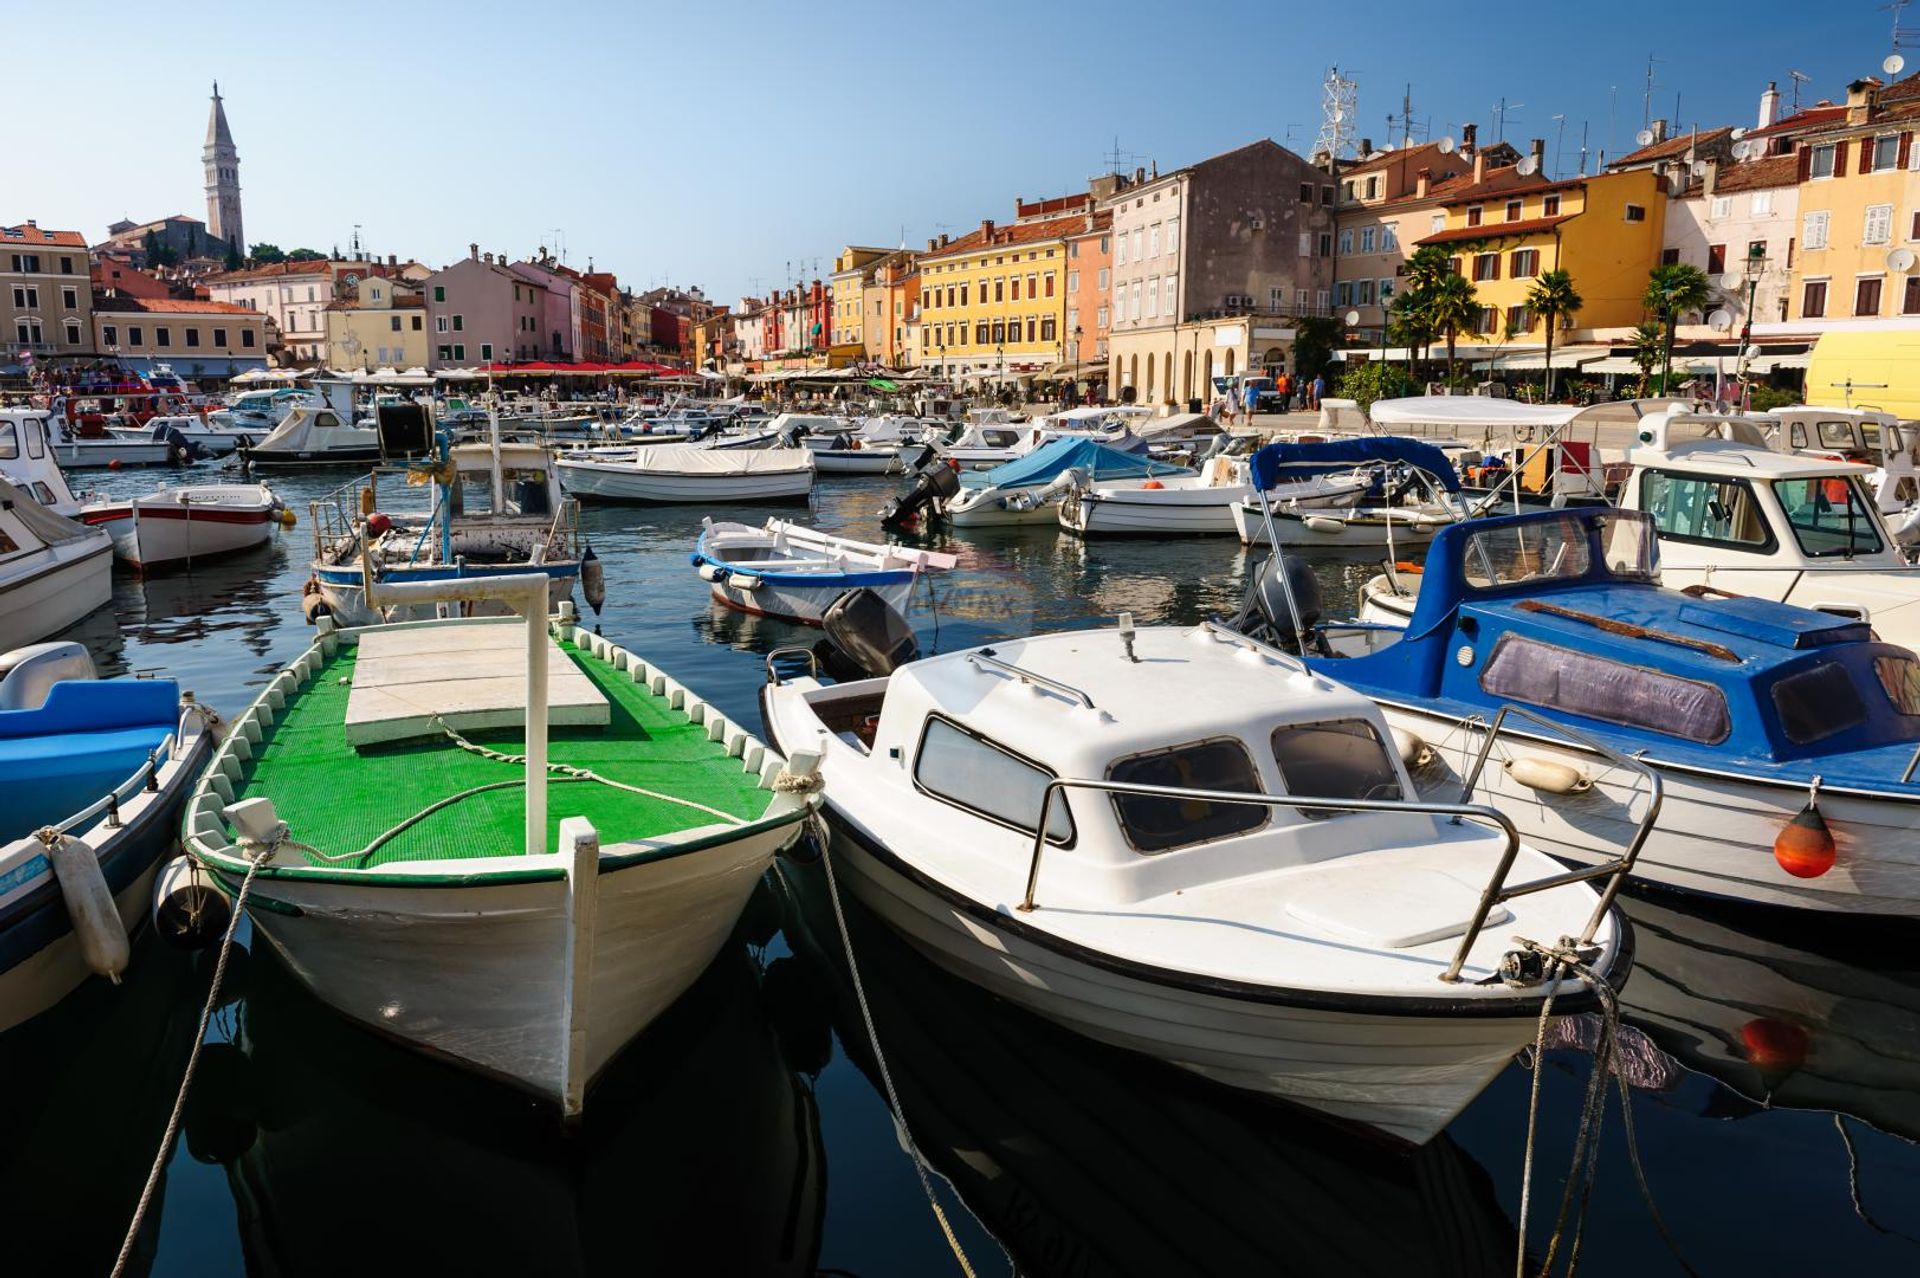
[1249,436,1461,493]
[966,438,1188,490]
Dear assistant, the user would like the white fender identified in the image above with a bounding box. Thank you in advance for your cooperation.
[1390,726,1433,770]
[1504,756,1592,795]
[696,563,726,582]
[1303,514,1345,535]
[731,573,762,592]
[152,854,230,950]
[44,831,130,982]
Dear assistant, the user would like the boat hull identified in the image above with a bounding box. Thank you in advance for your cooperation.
[708,574,917,626]
[240,445,386,468]
[810,450,904,475]
[50,441,173,469]
[558,460,814,504]
[946,490,1060,527]
[1232,501,1450,548]
[0,539,113,652]
[81,494,280,570]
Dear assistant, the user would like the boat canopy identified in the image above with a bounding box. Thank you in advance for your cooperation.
[1369,397,1584,430]
[1249,436,1462,493]
[970,437,1189,490]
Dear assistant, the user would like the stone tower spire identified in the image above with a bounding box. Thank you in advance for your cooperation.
[204,82,244,261]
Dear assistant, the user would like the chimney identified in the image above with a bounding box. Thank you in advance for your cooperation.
[1473,150,1487,184]
[1759,81,1780,129]
[1703,158,1720,199]
[483,252,494,265]
[980,218,995,240]
[387,254,397,267]
[1529,137,1546,171]
[1415,167,1432,198]
[1461,123,1479,156]
[927,238,938,252]
[469,243,479,261]
[1134,166,1146,184]
[1359,137,1373,156]
[25,219,35,228]
[1847,78,1881,124]
[1650,118,1669,143]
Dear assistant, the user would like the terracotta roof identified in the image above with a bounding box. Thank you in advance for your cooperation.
[94,296,257,315]
[1431,167,1560,204]
[1611,126,1734,168]
[207,260,335,282]
[2,223,87,248]
[1068,210,1114,235]
[1748,103,1847,140]
[1701,154,1799,196]
[1417,214,1575,247]
[1340,140,1449,178]
[919,211,1089,262]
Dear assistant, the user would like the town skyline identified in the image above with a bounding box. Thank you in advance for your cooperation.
[6,0,1898,301]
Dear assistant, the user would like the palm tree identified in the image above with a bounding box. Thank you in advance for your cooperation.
[1524,270,1584,400]
[1643,263,1712,392]
[1427,274,1480,390]
[1628,321,1664,397]
[1386,289,1431,382]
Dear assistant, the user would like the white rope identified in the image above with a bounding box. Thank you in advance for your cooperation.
[817,827,979,1278]
[110,841,270,1278]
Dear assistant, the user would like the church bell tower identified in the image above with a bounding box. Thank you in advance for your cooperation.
[204,82,244,260]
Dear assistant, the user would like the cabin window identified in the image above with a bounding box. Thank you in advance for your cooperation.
[1771,478,1884,558]
[1106,738,1266,853]
[1771,663,1867,745]
[0,526,17,555]
[1638,471,1774,551]
[1480,635,1731,744]
[0,420,15,459]
[1874,654,1920,715]
[1814,420,1861,451]
[1269,719,1403,819]
[914,716,1074,842]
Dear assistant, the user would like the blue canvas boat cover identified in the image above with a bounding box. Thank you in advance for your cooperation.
[966,438,1189,491]
[1249,436,1461,493]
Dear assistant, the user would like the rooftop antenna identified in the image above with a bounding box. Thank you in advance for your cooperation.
[1385,83,1427,149]
[1788,69,1812,113]
[1888,0,1919,56]
[1579,120,1591,176]
[351,224,362,259]
[1551,113,1568,178]
[1491,97,1525,142]
[1642,53,1664,128]
[1314,65,1359,160]
[548,229,566,263]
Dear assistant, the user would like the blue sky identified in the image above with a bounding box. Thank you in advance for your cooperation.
[5,1,1892,301]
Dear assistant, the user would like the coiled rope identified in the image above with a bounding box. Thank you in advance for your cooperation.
[816,824,979,1277]
[1514,939,1696,1278]
[110,837,271,1278]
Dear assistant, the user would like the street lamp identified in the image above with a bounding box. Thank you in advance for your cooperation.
[1734,245,1769,409]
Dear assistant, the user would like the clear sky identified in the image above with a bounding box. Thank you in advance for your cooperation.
[4,0,1894,302]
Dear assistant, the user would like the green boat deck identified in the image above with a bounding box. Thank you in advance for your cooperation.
[238,638,774,867]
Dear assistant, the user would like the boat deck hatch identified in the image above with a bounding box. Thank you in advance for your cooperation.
[1283,864,1511,950]
[1675,597,1873,650]
[344,623,609,747]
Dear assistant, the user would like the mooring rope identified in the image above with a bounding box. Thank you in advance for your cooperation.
[110,838,271,1278]
[816,826,979,1278]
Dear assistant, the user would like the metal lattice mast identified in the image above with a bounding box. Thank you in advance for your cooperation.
[1314,66,1359,159]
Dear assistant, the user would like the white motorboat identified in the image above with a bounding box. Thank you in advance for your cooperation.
[0,475,113,651]
[0,408,85,517]
[939,407,1150,470]
[947,438,1193,528]
[78,482,287,571]
[558,445,815,504]
[1759,405,1920,543]
[1229,437,1469,548]
[239,404,385,468]
[1,643,217,1030]
[47,430,174,470]
[762,617,1634,1144]
[106,413,265,458]
[175,577,817,1116]
[1060,453,1367,537]
[691,518,954,625]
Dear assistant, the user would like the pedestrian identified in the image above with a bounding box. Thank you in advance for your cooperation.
[1310,373,1325,410]
[1275,372,1291,414]
[1242,378,1260,424]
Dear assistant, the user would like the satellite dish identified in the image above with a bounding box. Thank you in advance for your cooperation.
[1731,139,1753,160]
[1889,247,1918,273]
[1691,159,1710,176]
[1635,128,1656,147]
[1380,141,1396,151]
[1730,126,1748,140]
[1344,310,1362,326]
[1516,156,1539,176]
[1746,344,1764,361]
[1437,136,1457,154]
[1886,54,1907,76]
[1708,308,1735,332]
[1719,273,1745,292]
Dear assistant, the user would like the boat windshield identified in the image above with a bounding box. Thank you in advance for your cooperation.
[1459,512,1656,591]
[1772,477,1884,558]
[1269,719,1404,819]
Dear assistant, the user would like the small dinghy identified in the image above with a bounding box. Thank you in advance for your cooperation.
[557,444,815,504]
[1060,452,1368,537]
[1,642,217,1030]
[947,437,1194,528]
[174,575,818,1116]
[79,482,287,571]
[762,602,1638,1143]
[0,475,113,651]
[1231,437,1469,548]
[691,518,956,625]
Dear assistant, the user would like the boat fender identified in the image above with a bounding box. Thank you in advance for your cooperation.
[1774,790,1837,879]
[1141,479,1165,490]
[1390,727,1434,770]
[582,546,606,615]
[1303,514,1344,534]
[1503,756,1592,795]
[277,507,297,528]
[152,855,230,950]
[697,562,728,583]
[731,573,762,591]
[302,592,332,625]
[365,512,392,538]
[38,828,130,982]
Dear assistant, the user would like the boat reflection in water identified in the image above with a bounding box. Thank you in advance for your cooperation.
[0,936,209,1276]
[195,929,825,1277]
[772,872,1516,1278]
[1618,895,1920,1143]
[116,539,286,659]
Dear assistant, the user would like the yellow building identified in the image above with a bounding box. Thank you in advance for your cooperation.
[913,213,1076,381]
[1415,167,1667,344]
[325,277,429,369]
[1787,78,1920,323]
[828,246,890,356]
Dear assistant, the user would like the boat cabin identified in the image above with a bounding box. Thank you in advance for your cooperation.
[801,625,1429,905]
[1333,509,1920,767]
[0,410,82,515]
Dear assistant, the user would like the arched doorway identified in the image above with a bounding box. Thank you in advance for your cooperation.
[1145,352,1156,400]
[1223,349,1236,378]
[1263,346,1287,376]
[1129,354,1139,394]
[1182,350,1193,403]
[1162,352,1173,403]
[1202,351,1214,399]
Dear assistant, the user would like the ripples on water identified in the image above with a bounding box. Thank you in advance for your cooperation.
[3,465,1918,1276]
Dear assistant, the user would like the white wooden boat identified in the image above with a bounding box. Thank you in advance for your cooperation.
[1060,454,1367,537]
[1,642,216,1030]
[177,576,818,1116]
[691,518,954,625]
[558,445,815,504]
[0,476,112,652]
[762,620,1635,1143]
[49,435,173,469]
[79,482,286,571]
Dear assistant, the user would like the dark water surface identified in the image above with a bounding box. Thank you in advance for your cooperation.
[4,464,1918,1276]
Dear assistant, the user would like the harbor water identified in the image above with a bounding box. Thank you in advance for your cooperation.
[5,464,1919,1276]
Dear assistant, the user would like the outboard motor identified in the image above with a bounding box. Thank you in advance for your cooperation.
[880,453,961,531]
[812,587,919,681]
[1229,553,1327,654]
[155,422,202,463]
[781,423,807,448]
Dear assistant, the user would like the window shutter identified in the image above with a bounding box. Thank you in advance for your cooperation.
[1796,145,1813,183]
[1834,140,1850,177]
[1901,132,1914,170]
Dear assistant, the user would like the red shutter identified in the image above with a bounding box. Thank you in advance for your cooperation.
[1903,132,1915,170]
[1834,140,1850,177]
[1796,145,1813,183]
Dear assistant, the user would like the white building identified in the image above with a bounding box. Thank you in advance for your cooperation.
[1662,153,1800,331]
